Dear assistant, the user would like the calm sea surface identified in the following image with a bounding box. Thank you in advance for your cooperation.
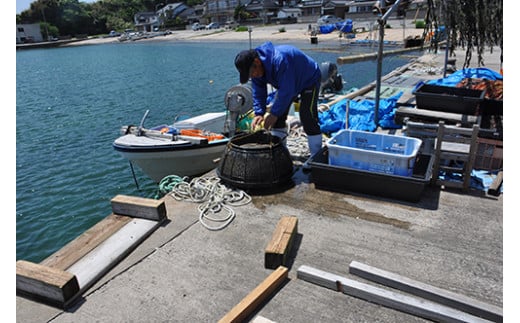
[16,39,419,262]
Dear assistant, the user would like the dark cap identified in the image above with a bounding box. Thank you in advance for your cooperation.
[234,49,258,84]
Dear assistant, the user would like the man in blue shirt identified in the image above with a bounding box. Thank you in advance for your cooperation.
[234,42,323,157]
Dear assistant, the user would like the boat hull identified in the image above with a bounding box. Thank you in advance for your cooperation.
[113,134,228,183]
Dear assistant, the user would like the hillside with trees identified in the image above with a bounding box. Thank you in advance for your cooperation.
[16,0,205,37]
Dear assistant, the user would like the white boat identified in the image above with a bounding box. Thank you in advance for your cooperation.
[113,71,344,184]
[113,111,231,183]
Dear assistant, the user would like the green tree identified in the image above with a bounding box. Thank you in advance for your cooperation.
[40,22,59,38]
[17,0,151,36]
[234,5,250,22]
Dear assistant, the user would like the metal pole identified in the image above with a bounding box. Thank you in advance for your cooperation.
[441,3,449,78]
[443,27,449,78]
[248,26,252,49]
[402,12,405,42]
[374,0,402,128]
[374,19,385,126]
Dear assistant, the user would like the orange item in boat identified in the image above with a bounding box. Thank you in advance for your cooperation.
[179,129,225,141]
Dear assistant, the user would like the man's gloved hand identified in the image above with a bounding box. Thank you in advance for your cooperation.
[251,115,264,130]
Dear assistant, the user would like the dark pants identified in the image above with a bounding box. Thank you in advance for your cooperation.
[273,83,321,136]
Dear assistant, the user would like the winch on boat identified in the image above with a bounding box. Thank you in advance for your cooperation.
[223,84,254,137]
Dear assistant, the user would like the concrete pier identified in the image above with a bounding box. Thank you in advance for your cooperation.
[16,48,505,322]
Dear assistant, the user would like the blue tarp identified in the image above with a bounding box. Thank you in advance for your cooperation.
[438,169,503,193]
[319,19,353,34]
[318,91,403,135]
[319,24,336,34]
[423,67,503,89]
[339,20,353,33]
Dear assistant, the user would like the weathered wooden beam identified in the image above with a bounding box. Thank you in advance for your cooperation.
[297,265,491,323]
[18,195,166,309]
[111,194,167,221]
[265,216,298,269]
[349,261,502,322]
[395,107,478,126]
[40,214,132,271]
[67,218,159,291]
[218,266,289,323]
[16,260,80,308]
[324,61,414,108]
[337,46,423,65]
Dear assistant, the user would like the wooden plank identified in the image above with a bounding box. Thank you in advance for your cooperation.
[265,216,298,269]
[349,261,502,322]
[337,47,423,65]
[67,218,159,291]
[40,213,132,270]
[487,171,503,196]
[16,260,80,308]
[218,266,289,323]
[395,107,478,126]
[297,265,491,323]
[111,194,166,221]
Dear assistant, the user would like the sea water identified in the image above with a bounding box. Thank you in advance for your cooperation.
[16,40,419,262]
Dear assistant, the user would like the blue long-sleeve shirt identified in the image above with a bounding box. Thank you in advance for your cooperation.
[251,42,321,117]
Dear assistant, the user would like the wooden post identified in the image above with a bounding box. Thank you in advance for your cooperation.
[111,194,166,221]
[264,216,298,269]
[16,260,80,308]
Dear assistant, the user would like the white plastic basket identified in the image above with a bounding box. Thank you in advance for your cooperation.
[326,129,422,177]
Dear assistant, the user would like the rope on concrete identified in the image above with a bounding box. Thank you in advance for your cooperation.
[170,176,251,231]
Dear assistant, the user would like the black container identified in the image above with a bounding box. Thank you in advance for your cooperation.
[479,98,503,140]
[413,83,485,115]
[217,131,293,190]
[405,37,424,48]
[309,146,433,202]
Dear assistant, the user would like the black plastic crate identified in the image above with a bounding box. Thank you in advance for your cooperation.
[309,146,434,202]
[413,83,485,115]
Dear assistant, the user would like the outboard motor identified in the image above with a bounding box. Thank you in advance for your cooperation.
[224,84,253,136]
[319,62,344,95]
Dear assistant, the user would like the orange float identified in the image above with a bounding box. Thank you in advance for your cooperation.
[179,129,225,141]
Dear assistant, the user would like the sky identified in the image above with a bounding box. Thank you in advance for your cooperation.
[16,0,97,14]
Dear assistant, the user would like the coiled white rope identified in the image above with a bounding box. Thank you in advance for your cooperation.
[287,126,310,158]
[170,176,251,231]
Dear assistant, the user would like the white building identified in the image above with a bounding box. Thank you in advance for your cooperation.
[16,24,43,44]
[277,8,302,19]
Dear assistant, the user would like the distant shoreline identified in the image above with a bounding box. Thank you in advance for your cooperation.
[62,22,425,48]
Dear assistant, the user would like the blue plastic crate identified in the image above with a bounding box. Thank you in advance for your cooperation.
[326,129,422,177]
